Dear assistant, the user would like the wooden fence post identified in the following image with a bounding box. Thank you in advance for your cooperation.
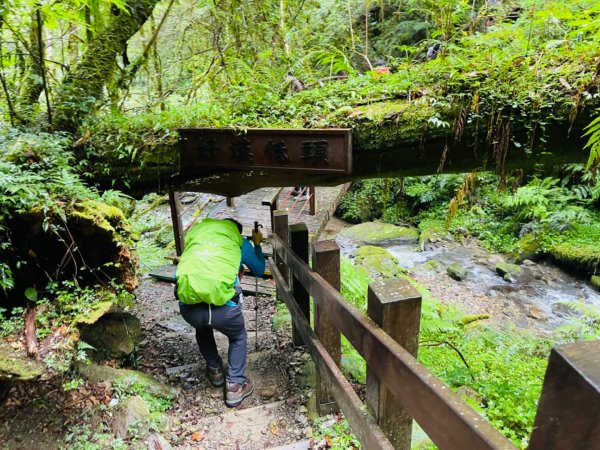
[168,189,185,256]
[529,340,600,449]
[366,279,422,450]
[312,240,341,414]
[289,223,309,347]
[272,210,290,305]
[309,186,316,215]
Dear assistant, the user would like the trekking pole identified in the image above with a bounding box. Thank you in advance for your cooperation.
[254,275,259,351]
[253,221,263,351]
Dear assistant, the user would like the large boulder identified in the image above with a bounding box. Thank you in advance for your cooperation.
[80,313,142,359]
[77,363,178,399]
[339,222,419,246]
[354,246,404,279]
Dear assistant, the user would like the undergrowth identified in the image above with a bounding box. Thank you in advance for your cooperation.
[340,254,556,447]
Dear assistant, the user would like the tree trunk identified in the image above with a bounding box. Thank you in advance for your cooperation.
[53,0,159,133]
[16,8,44,121]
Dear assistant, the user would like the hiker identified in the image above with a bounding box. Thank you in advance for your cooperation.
[175,217,265,407]
[292,186,309,201]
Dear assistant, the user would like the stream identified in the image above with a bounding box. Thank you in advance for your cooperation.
[334,228,599,334]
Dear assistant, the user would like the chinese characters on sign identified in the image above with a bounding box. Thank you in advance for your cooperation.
[179,128,351,175]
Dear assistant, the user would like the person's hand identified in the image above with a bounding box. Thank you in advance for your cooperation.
[251,230,263,246]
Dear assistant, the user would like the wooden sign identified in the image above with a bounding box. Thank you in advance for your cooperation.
[177,128,352,175]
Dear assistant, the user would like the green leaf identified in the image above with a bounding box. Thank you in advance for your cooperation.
[24,287,38,302]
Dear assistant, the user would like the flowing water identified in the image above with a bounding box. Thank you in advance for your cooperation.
[336,233,599,333]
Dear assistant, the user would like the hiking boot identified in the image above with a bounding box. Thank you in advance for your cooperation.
[207,364,224,387]
[225,379,254,408]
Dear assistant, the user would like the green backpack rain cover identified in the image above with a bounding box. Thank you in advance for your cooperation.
[176,218,243,306]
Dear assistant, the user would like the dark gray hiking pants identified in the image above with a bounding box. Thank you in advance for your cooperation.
[179,302,247,384]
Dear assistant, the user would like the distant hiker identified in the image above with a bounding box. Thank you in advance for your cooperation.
[292,186,309,201]
[175,218,265,407]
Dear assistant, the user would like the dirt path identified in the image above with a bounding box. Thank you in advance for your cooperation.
[133,274,314,449]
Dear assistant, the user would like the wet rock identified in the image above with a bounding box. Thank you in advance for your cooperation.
[354,246,403,279]
[77,362,178,399]
[80,312,142,358]
[447,263,467,281]
[527,305,547,321]
[495,263,524,282]
[522,259,536,267]
[339,222,419,245]
[111,395,150,439]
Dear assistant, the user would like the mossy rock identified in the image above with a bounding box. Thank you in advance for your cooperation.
[0,342,45,381]
[422,259,443,272]
[76,363,177,399]
[354,246,403,279]
[80,313,142,358]
[339,222,419,245]
[591,275,600,291]
[513,233,542,262]
[495,263,524,282]
[447,263,467,281]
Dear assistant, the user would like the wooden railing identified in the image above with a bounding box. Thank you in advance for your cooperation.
[269,211,600,450]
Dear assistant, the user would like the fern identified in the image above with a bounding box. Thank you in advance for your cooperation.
[583,110,600,170]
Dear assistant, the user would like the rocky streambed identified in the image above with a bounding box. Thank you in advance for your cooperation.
[331,220,600,334]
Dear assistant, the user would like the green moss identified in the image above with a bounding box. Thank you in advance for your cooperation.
[354,245,404,279]
[340,221,419,245]
[0,342,45,380]
[513,233,543,262]
[545,224,600,273]
[271,303,292,332]
[72,300,114,326]
[447,263,467,281]
[77,363,177,399]
[460,314,491,325]
[70,199,129,234]
[495,263,524,281]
